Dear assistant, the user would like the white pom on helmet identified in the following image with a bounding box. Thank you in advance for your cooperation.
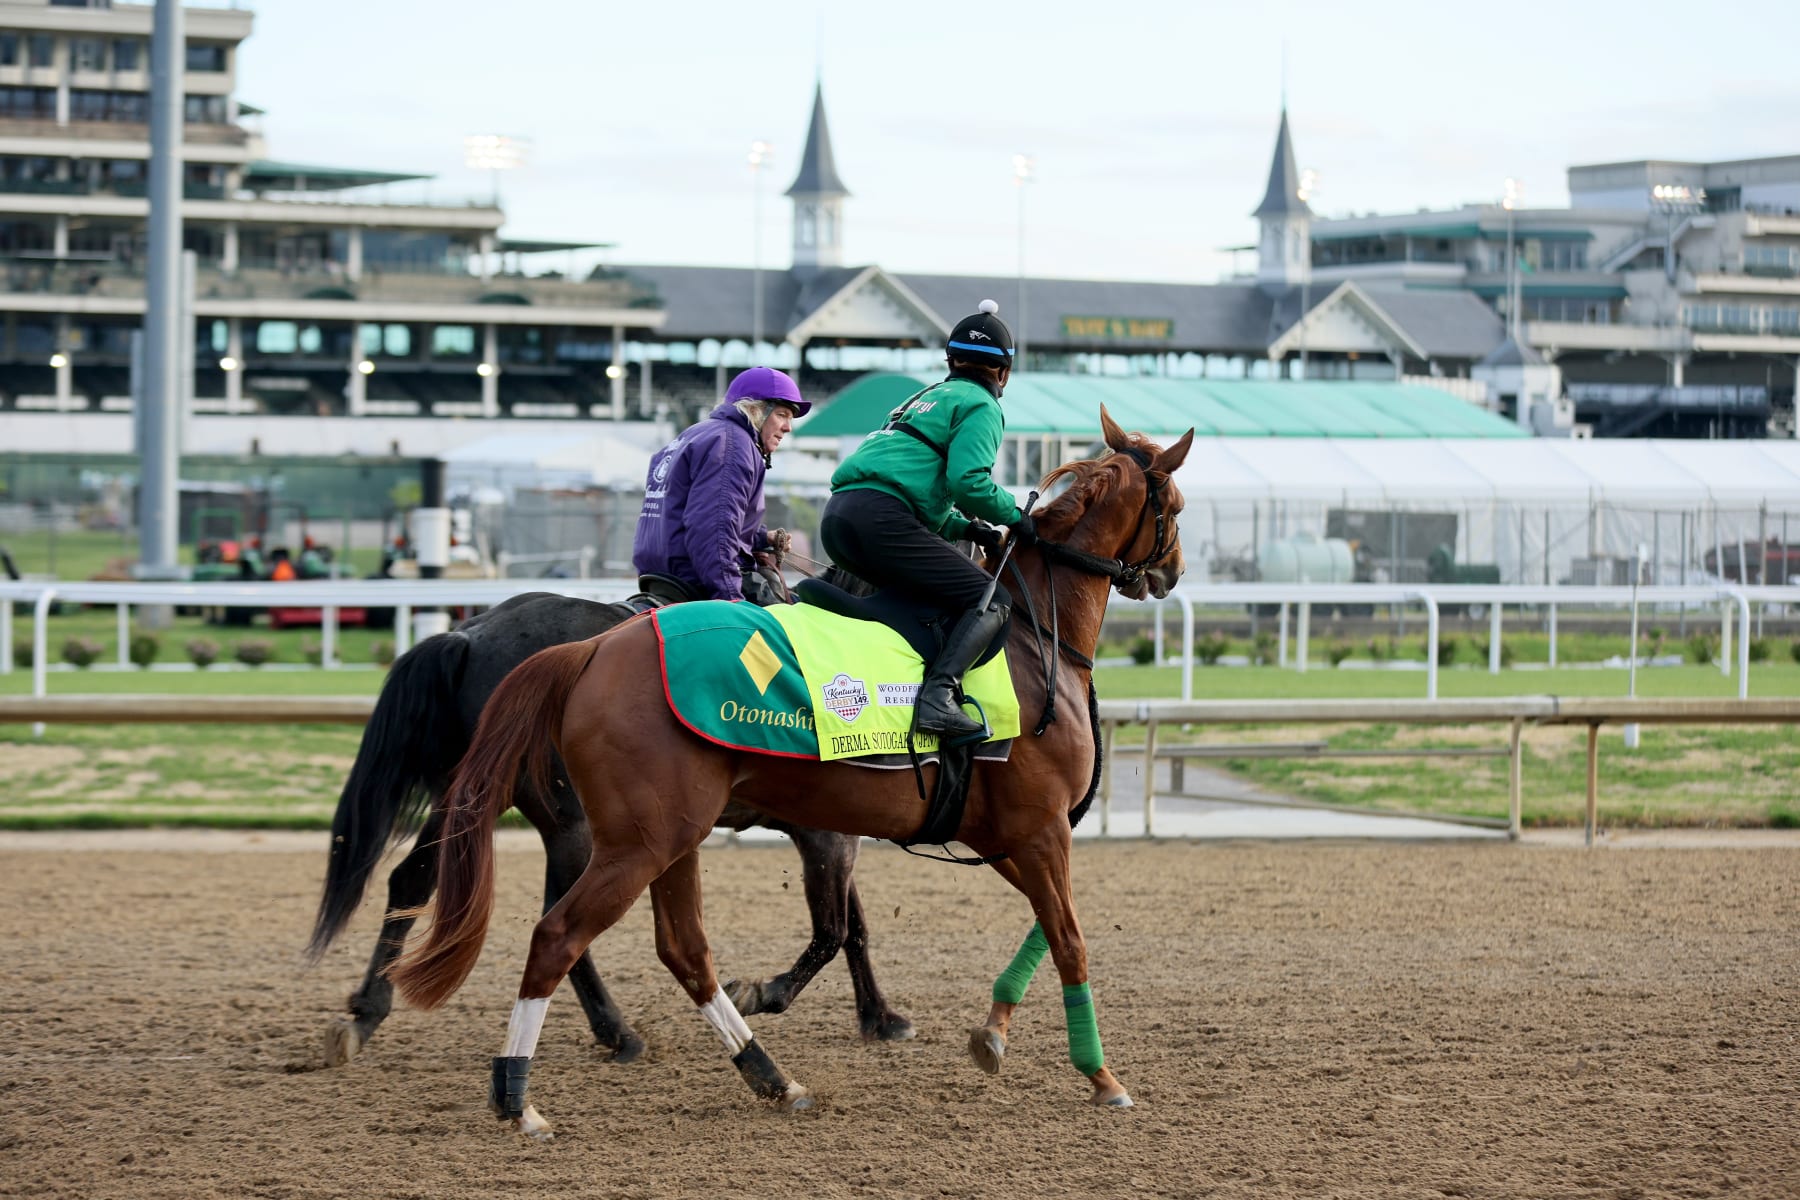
[978,299,999,314]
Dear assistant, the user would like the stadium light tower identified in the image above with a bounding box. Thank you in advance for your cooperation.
[1013,153,1034,363]
[1501,177,1523,337]
[748,139,773,355]
[464,134,529,208]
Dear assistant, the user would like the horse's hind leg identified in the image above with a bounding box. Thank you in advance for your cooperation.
[654,850,812,1111]
[523,783,644,1063]
[490,843,674,1139]
[724,825,915,1042]
[324,807,444,1067]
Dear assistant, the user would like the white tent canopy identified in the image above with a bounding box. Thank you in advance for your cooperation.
[1171,438,1800,586]
[1172,438,1800,509]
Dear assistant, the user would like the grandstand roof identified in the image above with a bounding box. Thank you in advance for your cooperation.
[615,264,1506,364]
[243,159,431,192]
[799,374,1527,440]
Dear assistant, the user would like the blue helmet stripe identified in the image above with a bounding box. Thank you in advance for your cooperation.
[948,339,1013,357]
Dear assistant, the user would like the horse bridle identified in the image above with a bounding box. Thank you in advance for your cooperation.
[1032,446,1174,590]
[1006,445,1178,736]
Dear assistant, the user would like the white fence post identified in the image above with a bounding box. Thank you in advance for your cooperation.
[1277,604,1289,668]
[1488,602,1502,675]
[1296,601,1310,674]
[116,603,131,669]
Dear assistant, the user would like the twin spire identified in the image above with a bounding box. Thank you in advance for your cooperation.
[782,83,1308,286]
[786,81,849,275]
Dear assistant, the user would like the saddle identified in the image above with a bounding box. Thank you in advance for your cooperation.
[792,578,1008,670]
[628,573,698,612]
[794,576,1009,855]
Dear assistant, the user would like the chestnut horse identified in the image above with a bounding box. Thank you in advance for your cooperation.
[390,409,1193,1136]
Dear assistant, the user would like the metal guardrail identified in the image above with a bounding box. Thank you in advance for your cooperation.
[1093,695,1800,846]
[5,690,1794,848]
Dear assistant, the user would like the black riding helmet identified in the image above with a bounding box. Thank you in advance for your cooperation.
[946,298,1015,367]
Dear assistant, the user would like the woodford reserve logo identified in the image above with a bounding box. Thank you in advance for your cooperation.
[820,673,870,723]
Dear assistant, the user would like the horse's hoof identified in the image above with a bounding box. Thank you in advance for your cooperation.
[1094,1091,1135,1109]
[322,1018,364,1068]
[779,1083,814,1113]
[723,978,762,1014]
[968,1026,1005,1075]
[512,1104,554,1140]
[862,1012,917,1043]
[604,1032,646,1065]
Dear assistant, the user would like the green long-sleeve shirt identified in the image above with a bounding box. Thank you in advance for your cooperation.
[830,375,1024,540]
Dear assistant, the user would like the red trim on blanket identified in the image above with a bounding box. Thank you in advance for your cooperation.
[650,608,819,761]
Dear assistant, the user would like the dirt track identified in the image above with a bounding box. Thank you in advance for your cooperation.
[1,832,1796,1199]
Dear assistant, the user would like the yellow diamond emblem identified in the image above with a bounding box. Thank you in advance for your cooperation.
[738,630,783,696]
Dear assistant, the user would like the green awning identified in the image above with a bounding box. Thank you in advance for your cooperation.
[243,159,431,192]
[799,374,1526,440]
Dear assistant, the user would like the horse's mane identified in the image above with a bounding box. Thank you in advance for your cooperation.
[1033,432,1174,534]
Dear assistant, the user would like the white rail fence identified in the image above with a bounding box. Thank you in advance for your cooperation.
[3,580,1795,707]
[1131,583,1793,701]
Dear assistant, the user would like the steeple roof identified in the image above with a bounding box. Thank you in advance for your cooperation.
[1252,108,1312,219]
[785,82,850,199]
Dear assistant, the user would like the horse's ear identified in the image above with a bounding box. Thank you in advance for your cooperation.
[1152,428,1195,474]
[1099,406,1130,453]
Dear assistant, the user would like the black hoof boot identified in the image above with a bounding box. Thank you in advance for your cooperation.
[489,1055,531,1120]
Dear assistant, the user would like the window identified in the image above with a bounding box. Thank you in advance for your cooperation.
[0,34,17,67]
[111,38,140,72]
[72,38,104,71]
[27,35,54,68]
[432,325,476,357]
[183,93,226,124]
[184,43,225,72]
[69,89,109,121]
[256,321,298,354]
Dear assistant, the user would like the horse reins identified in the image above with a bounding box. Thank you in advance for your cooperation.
[1007,446,1175,737]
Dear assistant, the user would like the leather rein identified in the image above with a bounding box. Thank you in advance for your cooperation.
[1005,445,1177,736]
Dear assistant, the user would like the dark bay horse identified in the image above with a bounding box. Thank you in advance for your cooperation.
[391,409,1193,1136]
[306,588,914,1070]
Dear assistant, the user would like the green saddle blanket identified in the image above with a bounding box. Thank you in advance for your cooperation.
[651,600,1019,762]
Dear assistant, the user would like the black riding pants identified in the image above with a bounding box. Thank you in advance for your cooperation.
[820,488,1010,615]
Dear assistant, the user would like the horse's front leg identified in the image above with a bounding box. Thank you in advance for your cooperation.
[975,826,1132,1108]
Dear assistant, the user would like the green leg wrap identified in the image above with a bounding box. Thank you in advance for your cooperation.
[991,922,1049,1005]
[1063,982,1104,1075]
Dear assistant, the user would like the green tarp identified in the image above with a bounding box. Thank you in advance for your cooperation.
[800,374,1527,440]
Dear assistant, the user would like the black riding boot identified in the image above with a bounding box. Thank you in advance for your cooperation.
[914,604,1009,742]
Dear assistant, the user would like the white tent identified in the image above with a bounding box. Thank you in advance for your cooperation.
[1171,438,1800,585]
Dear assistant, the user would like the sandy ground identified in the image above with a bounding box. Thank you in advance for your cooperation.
[1,832,1796,1199]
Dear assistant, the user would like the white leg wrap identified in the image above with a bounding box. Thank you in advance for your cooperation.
[503,996,550,1059]
[698,987,754,1055]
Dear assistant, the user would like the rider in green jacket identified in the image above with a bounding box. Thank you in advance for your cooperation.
[823,299,1034,741]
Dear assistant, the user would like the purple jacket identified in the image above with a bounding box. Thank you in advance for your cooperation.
[631,401,767,601]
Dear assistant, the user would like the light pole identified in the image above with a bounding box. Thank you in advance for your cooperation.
[748,139,772,360]
[1501,177,1523,338]
[464,134,528,209]
[1012,153,1034,364]
[1296,167,1318,381]
[1651,183,1705,285]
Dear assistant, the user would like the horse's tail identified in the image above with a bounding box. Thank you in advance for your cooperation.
[305,630,473,962]
[388,639,601,1011]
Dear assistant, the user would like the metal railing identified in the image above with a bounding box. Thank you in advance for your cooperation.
[1123,582,1773,701]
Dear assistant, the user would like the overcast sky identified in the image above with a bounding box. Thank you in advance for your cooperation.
[233,0,1800,285]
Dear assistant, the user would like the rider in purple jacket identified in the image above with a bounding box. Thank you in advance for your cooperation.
[632,366,810,602]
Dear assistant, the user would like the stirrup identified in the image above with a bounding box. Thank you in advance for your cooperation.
[940,695,991,749]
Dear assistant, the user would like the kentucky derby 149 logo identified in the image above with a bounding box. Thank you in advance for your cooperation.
[820,673,870,723]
